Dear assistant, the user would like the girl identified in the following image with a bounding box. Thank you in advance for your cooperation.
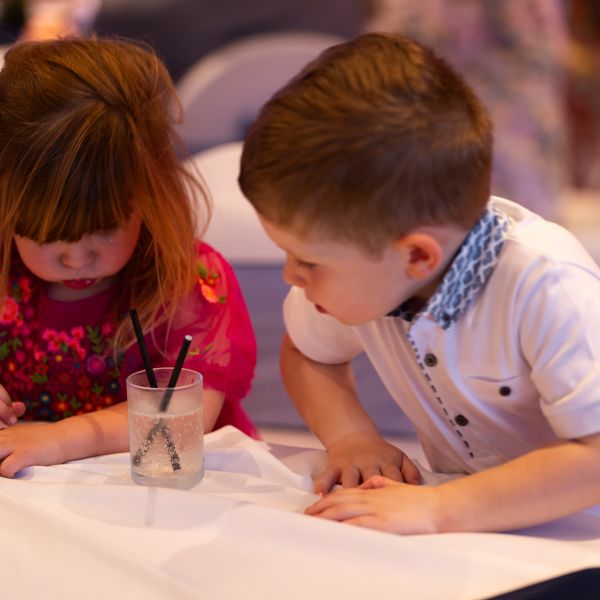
[0,37,257,478]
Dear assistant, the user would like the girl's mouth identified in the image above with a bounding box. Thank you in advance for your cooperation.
[315,304,328,314]
[62,278,97,290]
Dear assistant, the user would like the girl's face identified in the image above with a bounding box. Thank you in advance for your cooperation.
[14,216,142,301]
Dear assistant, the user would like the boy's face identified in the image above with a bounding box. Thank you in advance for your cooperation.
[259,216,431,326]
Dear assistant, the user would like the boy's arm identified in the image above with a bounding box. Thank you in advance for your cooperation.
[306,432,600,533]
[281,333,421,493]
[0,402,129,478]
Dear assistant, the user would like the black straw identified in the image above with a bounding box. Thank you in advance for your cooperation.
[159,335,192,411]
[131,334,192,467]
[129,309,157,388]
[129,309,182,470]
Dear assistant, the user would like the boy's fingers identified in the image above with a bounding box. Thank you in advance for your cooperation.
[400,457,422,485]
[381,463,405,481]
[340,466,361,488]
[359,465,383,483]
[314,467,341,495]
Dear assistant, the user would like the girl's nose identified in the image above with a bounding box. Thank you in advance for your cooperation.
[59,242,95,269]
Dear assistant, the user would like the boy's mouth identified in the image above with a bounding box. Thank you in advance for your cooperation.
[315,304,328,314]
[62,278,97,290]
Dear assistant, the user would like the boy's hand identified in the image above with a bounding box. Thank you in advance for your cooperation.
[0,422,67,478]
[306,475,440,534]
[315,432,421,495]
[0,385,26,428]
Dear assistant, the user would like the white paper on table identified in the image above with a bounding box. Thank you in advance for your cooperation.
[2,426,600,600]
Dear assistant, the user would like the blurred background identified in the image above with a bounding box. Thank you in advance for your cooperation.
[1,0,599,449]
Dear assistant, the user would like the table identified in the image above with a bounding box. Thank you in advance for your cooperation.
[2,426,600,599]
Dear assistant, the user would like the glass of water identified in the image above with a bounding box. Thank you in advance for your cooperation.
[127,367,204,489]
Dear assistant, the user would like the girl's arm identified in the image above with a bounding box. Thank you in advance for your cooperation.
[0,388,226,478]
[306,432,600,533]
[203,388,225,433]
[281,333,421,494]
[0,401,129,478]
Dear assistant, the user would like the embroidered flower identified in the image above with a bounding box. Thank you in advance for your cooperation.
[18,277,32,303]
[199,282,219,303]
[78,388,91,400]
[71,326,85,339]
[197,261,226,304]
[86,354,107,375]
[38,392,52,404]
[57,372,71,384]
[0,297,19,324]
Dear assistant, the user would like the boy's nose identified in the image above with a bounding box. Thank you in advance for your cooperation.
[283,259,306,288]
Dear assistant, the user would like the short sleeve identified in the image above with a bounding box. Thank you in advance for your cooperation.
[168,242,257,403]
[123,243,257,413]
[283,286,363,364]
[518,259,600,439]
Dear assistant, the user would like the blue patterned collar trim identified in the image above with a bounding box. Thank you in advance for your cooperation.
[388,205,513,329]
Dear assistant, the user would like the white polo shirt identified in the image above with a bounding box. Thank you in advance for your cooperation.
[284,198,600,474]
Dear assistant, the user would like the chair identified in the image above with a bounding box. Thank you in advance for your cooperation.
[176,31,344,153]
[186,141,284,265]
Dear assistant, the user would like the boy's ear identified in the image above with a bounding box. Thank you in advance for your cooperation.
[395,233,443,279]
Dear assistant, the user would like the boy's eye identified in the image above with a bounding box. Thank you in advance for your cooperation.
[296,259,317,270]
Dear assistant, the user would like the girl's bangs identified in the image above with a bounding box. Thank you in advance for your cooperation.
[14,186,135,243]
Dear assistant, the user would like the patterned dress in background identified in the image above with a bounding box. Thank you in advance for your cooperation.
[366,0,570,220]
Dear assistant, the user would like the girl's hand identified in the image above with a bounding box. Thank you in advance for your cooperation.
[305,475,442,535]
[0,385,26,428]
[314,432,422,495]
[0,422,67,478]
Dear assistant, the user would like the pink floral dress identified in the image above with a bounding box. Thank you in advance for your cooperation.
[0,242,258,437]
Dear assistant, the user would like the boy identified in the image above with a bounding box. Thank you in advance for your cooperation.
[238,33,600,534]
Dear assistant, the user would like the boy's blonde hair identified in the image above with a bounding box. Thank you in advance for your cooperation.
[0,38,209,353]
[239,33,493,254]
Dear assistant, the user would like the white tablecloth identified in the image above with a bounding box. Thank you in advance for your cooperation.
[2,426,600,599]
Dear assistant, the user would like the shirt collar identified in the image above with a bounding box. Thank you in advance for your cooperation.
[388,203,513,329]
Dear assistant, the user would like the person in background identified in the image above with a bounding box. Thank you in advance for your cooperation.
[0,0,99,40]
[566,0,600,189]
[0,37,257,477]
[365,0,570,221]
[239,33,600,534]
[1,0,370,81]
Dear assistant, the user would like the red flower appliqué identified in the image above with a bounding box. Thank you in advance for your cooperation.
[1,297,19,324]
